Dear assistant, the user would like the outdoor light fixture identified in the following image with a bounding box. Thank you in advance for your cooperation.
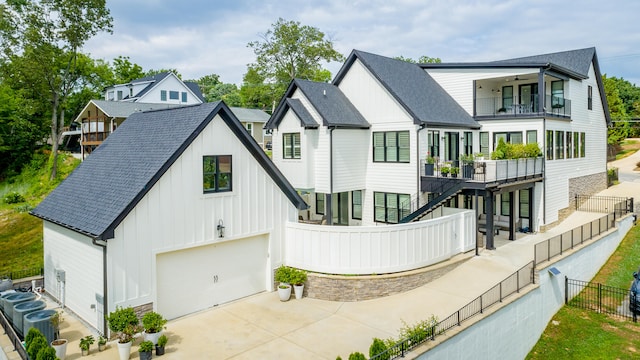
[548,267,561,276]
[217,219,225,238]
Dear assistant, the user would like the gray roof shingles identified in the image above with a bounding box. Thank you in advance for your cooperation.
[32,102,306,239]
[338,50,480,129]
[294,80,369,128]
[490,47,596,78]
[285,99,318,128]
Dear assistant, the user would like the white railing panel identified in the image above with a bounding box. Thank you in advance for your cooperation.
[285,210,475,275]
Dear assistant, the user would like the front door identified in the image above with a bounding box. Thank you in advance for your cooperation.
[444,132,460,163]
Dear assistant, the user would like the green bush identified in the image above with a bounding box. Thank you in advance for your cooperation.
[106,306,140,343]
[157,334,168,347]
[492,140,541,160]
[275,265,292,283]
[289,268,308,285]
[35,346,57,360]
[3,191,25,204]
[369,338,389,360]
[142,311,167,333]
[348,352,366,360]
[138,340,154,352]
[27,335,48,360]
[25,327,43,345]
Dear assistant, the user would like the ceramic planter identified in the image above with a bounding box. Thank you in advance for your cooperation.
[277,284,291,301]
[51,339,68,360]
[144,331,162,345]
[117,341,132,360]
[293,284,304,299]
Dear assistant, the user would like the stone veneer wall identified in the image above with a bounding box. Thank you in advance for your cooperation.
[541,171,607,232]
[133,302,153,319]
[302,255,471,302]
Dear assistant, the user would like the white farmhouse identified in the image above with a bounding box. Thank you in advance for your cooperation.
[266,47,610,249]
[32,102,307,332]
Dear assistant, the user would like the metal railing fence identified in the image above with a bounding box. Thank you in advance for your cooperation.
[565,278,637,322]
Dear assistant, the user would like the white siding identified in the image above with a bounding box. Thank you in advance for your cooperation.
[272,109,315,189]
[137,74,202,105]
[43,222,103,330]
[332,129,368,193]
[107,113,298,314]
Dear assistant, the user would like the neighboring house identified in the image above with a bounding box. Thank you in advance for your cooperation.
[69,101,270,158]
[31,102,307,333]
[265,47,609,248]
[103,72,204,105]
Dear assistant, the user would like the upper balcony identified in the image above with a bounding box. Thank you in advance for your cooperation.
[473,73,571,120]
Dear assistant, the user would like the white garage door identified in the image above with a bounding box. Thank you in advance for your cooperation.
[156,235,268,320]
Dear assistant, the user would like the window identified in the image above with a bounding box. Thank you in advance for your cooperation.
[588,86,593,110]
[374,192,410,224]
[546,130,554,160]
[107,91,114,101]
[566,132,572,159]
[373,131,410,163]
[283,133,301,159]
[519,189,530,219]
[169,91,179,100]
[551,81,564,108]
[352,190,362,220]
[501,193,510,216]
[463,132,473,156]
[246,123,253,136]
[502,86,513,109]
[493,132,522,149]
[527,130,537,144]
[427,130,440,158]
[480,132,489,157]
[555,131,564,159]
[573,132,580,158]
[203,155,232,193]
[581,132,586,157]
[160,90,167,101]
[129,87,134,97]
[316,193,325,215]
[181,92,187,102]
[117,90,123,100]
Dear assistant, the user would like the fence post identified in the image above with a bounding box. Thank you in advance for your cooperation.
[564,276,568,304]
[598,283,602,314]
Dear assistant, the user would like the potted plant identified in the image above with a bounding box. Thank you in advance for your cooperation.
[277,283,292,301]
[98,336,107,352]
[138,340,154,360]
[290,268,308,300]
[107,306,141,360]
[440,165,450,177]
[156,334,168,356]
[50,310,68,360]
[142,311,167,344]
[79,335,94,356]
[450,166,460,178]
[275,265,292,301]
[425,156,435,176]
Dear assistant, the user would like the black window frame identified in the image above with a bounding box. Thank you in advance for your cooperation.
[480,132,489,157]
[555,131,564,159]
[283,133,301,159]
[373,131,410,163]
[315,193,325,215]
[588,86,593,110]
[566,131,572,159]
[519,189,530,219]
[427,130,440,158]
[546,130,554,160]
[203,155,232,193]
[374,192,410,224]
[551,80,564,107]
[352,190,362,220]
[581,132,586,157]
[463,132,473,156]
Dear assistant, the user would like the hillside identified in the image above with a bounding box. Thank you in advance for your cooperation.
[0,151,80,276]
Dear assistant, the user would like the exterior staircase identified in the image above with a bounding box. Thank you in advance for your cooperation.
[400,181,464,223]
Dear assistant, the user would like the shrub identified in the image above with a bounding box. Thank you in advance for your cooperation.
[289,268,308,285]
[142,311,167,333]
[275,265,292,283]
[369,338,389,360]
[107,306,140,343]
[27,335,48,360]
[79,335,94,351]
[138,340,154,352]
[157,334,168,347]
[35,346,57,360]
[3,191,24,204]
[398,316,439,344]
[348,352,366,360]
[25,327,44,345]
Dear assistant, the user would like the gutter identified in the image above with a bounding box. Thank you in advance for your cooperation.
[92,238,108,336]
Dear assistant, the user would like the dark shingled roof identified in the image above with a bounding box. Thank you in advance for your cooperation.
[184,81,205,102]
[285,99,318,128]
[265,79,368,130]
[490,47,596,79]
[335,50,480,129]
[31,102,307,239]
[131,72,171,99]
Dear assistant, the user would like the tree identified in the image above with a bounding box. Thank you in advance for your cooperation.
[603,75,630,145]
[246,18,344,107]
[145,68,182,79]
[188,74,221,101]
[239,66,277,111]
[395,55,442,64]
[111,56,145,84]
[0,0,113,180]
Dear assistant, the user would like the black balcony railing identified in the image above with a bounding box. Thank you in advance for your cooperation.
[422,157,543,183]
[476,95,571,117]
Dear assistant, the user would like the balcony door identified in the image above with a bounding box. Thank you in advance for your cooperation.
[444,132,459,163]
[519,83,538,113]
[332,192,349,225]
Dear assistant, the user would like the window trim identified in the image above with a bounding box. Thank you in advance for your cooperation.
[352,190,362,220]
[588,86,593,110]
[202,155,232,193]
[160,90,167,101]
[283,133,301,159]
[374,192,410,224]
[315,193,325,215]
[546,130,554,160]
[566,131,572,159]
[373,131,410,163]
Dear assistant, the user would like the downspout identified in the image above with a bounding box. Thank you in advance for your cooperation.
[541,67,548,229]
[417,123,427,207]
[92,238,108,336]
[327,127,335,225]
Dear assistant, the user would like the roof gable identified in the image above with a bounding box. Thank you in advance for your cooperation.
[32,102,307,239]
[335,50,480,129]
[491,47,595,79]
[72,100,184,123]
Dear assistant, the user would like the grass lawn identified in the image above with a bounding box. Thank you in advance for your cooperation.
[615,139,640,161]
[0,151,80,276]
[527,222,640,359]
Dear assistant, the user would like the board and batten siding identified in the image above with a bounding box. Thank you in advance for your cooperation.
[107,114,298,312]
[43,222,103,329]
[338,59,421,225]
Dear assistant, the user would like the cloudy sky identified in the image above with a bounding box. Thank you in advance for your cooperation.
[84,0,640,86]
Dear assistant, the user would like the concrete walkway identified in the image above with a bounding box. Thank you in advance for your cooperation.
[3,157,640,360]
